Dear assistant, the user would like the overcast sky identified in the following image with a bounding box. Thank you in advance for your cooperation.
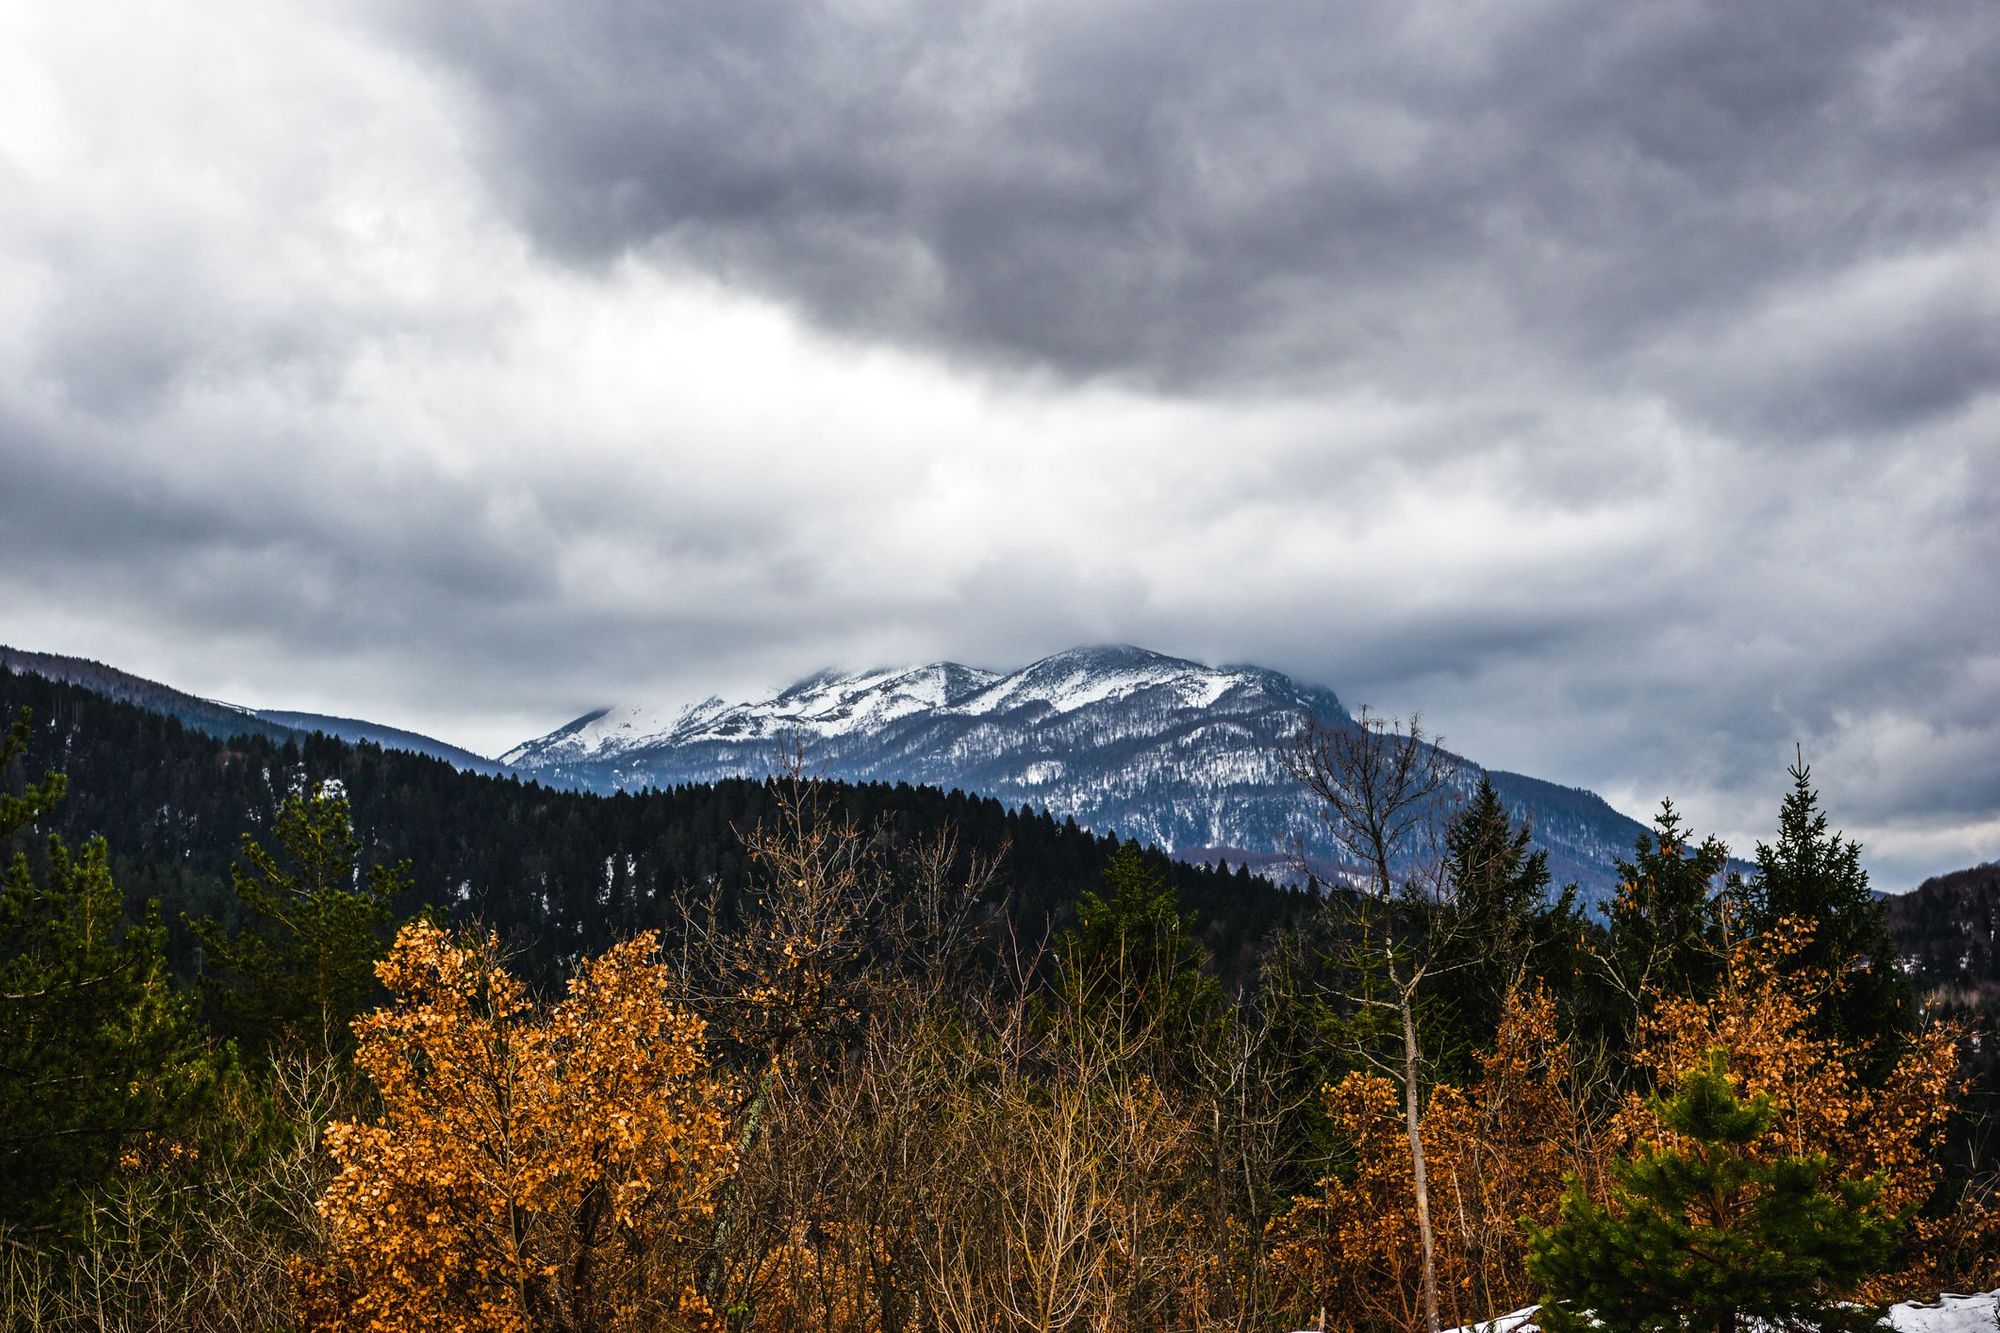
[2,0,1996,888]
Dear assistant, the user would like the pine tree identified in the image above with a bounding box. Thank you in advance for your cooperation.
[1060,842,1224,1056]
[1444,778,1550,937]
[1622,920,1959,1303]
[1432,776,1553,1074]
[0,707,65,841]
[187,784,409,1057]
[1732,758,1909,1057]
[0,709,212,1238]
[1528,1050,1898,1333]
[1598,802,1730,1044]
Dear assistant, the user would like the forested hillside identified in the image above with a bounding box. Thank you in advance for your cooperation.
[1888,863,2000,999]
[0,665,1303,983]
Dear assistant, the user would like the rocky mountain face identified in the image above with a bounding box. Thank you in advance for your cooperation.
[505,645,1654,903]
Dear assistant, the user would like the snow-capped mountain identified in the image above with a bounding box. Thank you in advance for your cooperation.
[505,645,1653,902]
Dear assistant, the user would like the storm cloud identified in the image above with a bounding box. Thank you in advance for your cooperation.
[0,0,1995,886]
[399,0,2000,411]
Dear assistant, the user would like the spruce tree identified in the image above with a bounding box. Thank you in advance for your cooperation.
[1432,776,1553,1072]
[0,707,65,840]
[1528,1051,1898,1333]
[1444,777,1550,937]
[188,784,409,1058]
[1059,841,1223,1055]
[1733,759,1909,1057]
[0,710,211,1238]
[1599,802,1730,1043]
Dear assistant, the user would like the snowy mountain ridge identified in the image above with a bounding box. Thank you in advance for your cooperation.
[503,647,1278,768]
[503,645,1654,904]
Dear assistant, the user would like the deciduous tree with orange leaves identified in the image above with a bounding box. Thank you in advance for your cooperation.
[297,921,736,1332]
[1269,985,1596,1331]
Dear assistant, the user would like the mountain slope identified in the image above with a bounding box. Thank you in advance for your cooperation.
[253,710,511,778]
[506,645,1656,903]
[0,646,506,777]
[0,645,297,744]
[1885,861,2000,998]
[4,642,1662,903]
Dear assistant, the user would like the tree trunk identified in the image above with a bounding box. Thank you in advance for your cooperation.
[1402,992,1441,1333]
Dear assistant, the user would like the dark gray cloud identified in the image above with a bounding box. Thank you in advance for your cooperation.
[0,0,1995,889]
[396,0,2000,417]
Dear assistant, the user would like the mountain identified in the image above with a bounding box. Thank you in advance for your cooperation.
[1884,861,2000,1000]
[504,645,1657,903]
[0,645,507,777]
[0,645,296,744]
[251,710,510,778]
[3,642,1662,903]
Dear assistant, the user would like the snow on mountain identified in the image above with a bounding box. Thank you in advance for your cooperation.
[500,696,731,766]
[503,662,1010,767]
[505,645,1655,904]
[955,645,1239,717]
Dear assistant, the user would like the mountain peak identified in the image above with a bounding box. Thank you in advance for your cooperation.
[1036,643,1184,670]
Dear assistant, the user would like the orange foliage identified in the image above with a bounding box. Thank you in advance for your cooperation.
[732,1219,910,1331]
[1620,917,1967,1299]
[297,921,736,1332]
[1270,986,1592,1331]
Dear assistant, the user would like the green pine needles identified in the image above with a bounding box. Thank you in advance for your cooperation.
[1527,1050,1899,1333]
[187,785,410,1060]
[0,709,213,1239]
[1059,841,1225,1058]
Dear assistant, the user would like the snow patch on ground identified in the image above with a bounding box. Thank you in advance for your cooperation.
[1892,1293,2000,1333]
[1407,1291,2000,1333]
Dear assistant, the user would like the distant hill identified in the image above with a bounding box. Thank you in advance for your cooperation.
[0,645,296,745]
[252,710,510,778]
[0,645,507,777]
[4,641,1671,906]
[1884,861,2000,1000]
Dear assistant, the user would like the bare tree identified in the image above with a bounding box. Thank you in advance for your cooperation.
[682,746,1013,1329]
[1281,707,1460,1333]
